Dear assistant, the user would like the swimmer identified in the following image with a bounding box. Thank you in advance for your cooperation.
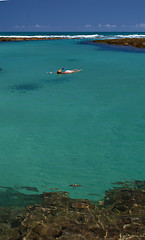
[57,68,82,74]
[47,68,82,74]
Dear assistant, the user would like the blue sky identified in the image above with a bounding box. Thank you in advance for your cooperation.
[0,0,145,32]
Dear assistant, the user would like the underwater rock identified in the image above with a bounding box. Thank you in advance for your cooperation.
[19,186,39,192]
[134,180,145,189]
[10,83,41,93]
[69,184,82,187]
[0,181,145,239]
[50,188,59,190]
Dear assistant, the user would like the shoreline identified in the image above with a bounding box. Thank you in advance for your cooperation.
[1,37,145,49]
[0,36,96,41]
[93,38,145,49]
[0,37,65,41]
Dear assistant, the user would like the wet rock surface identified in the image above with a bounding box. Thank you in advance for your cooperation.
[93,38,145,49]
[0,37,75,42]
[1,181,145,239]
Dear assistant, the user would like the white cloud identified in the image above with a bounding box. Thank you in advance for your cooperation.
[32,24,52,29]
[35,25,40,28]
[14,25,25,29]
[0,0,8,1]
[98,24,116,28]
[105,24,116,28]
[13,24,53,31]
[136,23,145,28]
[105,24,111,28]
[14,25,40,29]
[85,24,92,28]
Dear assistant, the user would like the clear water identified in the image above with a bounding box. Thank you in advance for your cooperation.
[0,33,145,201]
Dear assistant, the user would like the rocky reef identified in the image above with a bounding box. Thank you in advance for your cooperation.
[0,37,75,42]
[1,37,145,49]
[0,37,63,42]
[93,38,145,49]
[0,181,145,239]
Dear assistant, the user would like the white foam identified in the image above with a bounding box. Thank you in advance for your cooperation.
[0,34,102,39]
[113,34,145,39]
[1,33,145,40]
[0,35,49,38]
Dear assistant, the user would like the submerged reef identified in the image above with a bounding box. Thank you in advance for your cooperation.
[93,38,145,49]
[10,83,41,93]
[0,181,145,239]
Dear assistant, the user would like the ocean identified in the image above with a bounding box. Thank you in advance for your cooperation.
[0,32,145,203]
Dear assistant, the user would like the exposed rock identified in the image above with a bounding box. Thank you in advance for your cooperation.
[69,184,82,187]
[93,38,145,49]
[0,37,77,42]
[19,186,39,192]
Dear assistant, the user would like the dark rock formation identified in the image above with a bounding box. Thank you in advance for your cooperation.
[0,37,76,42]
[93,38,145,49]
[0,181,145,239]
[0,37,61,42]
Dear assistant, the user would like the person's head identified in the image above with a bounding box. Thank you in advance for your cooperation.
[57,68,64,74]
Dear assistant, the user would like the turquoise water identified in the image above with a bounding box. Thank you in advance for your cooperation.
[0,33,145,201]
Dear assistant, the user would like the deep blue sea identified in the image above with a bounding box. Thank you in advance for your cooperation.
[0,32,145,202]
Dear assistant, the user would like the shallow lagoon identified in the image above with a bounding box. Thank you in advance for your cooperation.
[0,37,145,201]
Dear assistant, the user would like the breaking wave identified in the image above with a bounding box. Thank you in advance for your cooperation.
[111,34,145,39]
[1,33,145,40]
[0,34,102,39]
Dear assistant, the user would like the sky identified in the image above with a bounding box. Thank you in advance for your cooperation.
[0,0,145,32]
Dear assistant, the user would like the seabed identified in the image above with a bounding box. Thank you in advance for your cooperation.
[0,181,145,239]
